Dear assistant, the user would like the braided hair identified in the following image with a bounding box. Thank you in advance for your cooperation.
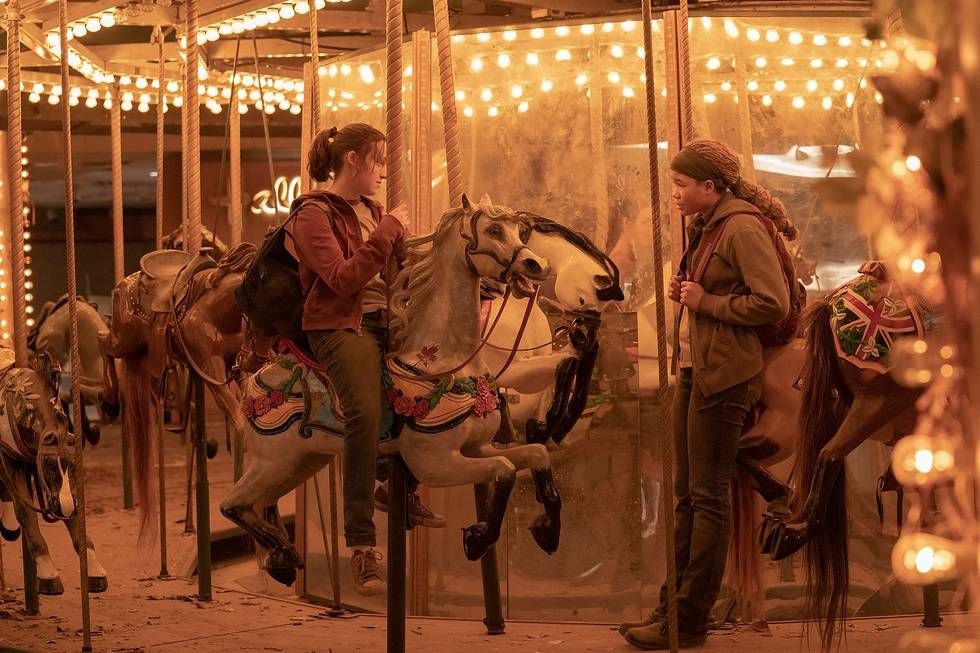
[670,138,798,240]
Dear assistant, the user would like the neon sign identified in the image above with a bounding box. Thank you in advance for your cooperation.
[251,175,302,216]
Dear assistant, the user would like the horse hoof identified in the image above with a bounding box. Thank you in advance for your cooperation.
[39,576,65,595]
[206,438,219,459]
[88,576,108,593]
[266,546,303,586]
[266,564,297,587]
[529,514,560,554]
[85,424,101,446]
[100,400,121,420]
[770,522,808,561]
[0,524,20,542]
[462,523,493,561]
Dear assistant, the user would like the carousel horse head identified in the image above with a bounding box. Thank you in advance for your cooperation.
[458,193,551,295]
[518,211,624,312]
[2,351,77,520]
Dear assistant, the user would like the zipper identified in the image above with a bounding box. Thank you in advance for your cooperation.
[339,194,366,336]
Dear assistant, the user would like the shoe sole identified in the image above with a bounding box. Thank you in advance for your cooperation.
[624,632,707,650]
[374,500,447,529]
[353,584,386,597]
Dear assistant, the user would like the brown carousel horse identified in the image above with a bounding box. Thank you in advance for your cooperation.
[28,295,109,446]
[727,261,930,649]
[0,348,109,594]
[101,242,267,533]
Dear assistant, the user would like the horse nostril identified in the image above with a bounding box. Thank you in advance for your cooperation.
[524,258,542,275]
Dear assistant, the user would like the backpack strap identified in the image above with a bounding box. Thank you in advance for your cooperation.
[689,215,734,284]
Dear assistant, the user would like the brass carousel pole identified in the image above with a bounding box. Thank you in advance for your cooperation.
[642,0,679,651]
[3,0,38,617]
[184,0,210,602]
[383,0,408,648]
[110,82,136,512]
[153,26,170,578]
[433,0,504,633]
[228,96,243,248]
[57,0,93,648]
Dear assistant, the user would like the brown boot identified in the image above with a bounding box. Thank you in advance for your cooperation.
[618,609,665,636]
[625,623,707,650]
[375,484,447,528]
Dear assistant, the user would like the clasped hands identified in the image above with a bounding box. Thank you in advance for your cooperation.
[669,274,705,312]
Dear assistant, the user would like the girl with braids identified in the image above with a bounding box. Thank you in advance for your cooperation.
[622,139,797,650]
[288,124,445,596]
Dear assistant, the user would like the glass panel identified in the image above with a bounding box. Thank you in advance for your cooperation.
[687,15,956,619]
[422,17,670,624]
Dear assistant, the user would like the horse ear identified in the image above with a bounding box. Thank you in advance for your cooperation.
[461,193,473,215]
[479,193,493,209]
[29,351,60,394]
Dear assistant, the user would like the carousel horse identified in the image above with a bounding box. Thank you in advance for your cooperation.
[162,225,228,261]
[220,195,609,585]
[102,242,264,532]
[479,212,623,445]
[726,261,929,646]
[0,348,109,594]
[28,295,109,445]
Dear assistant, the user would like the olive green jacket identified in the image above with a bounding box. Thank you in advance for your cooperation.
[673,193,790,397]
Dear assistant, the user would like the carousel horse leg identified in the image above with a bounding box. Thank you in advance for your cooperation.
[10,479,62,597]
[80,398,100,446]
[769,457,842,561]
[473,483,505,636]
[387,455,410,653]
[192,375,212,600]
[65,512,108,593]
[525,357,577,446]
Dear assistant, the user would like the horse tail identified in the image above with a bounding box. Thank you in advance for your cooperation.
[120,352,157,542]
[795,299,850,651]
[727,467,765,623]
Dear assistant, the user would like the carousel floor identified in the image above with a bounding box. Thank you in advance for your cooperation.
[0,412,976,652]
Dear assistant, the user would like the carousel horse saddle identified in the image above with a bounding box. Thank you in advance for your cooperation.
[137,249,217,314]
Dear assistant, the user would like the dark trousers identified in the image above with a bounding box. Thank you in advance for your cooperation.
[658,367,761,633]
[308,315,387,548]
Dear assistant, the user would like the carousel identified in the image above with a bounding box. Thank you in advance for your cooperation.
[0,0,977,651]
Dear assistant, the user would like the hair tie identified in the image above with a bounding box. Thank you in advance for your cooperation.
[327,126,338,144]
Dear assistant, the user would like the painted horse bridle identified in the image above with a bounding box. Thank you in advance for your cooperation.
[459,207,534,283]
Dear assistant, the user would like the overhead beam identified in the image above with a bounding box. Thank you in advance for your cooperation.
[494,0,625,14]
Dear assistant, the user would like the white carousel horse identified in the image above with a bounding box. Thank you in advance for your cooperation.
[0,349,109,595]
[479,213,623,444]
[220,195,594,584]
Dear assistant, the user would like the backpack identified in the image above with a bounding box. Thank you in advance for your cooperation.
[690,213,804,347]
[236,199,329,345]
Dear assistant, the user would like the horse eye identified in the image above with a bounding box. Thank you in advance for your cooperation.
[488,226,501,237]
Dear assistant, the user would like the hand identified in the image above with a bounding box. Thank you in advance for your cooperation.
[679,281,705,312]
[668,274,682,303]
[387,204,410,231]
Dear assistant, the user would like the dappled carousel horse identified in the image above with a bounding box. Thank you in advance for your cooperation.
[28,295,109,445]
[0,349,109,594]
[480,212,623,445]
[102,243,264,532]
[727,261,929,646]
[221,196,615,585]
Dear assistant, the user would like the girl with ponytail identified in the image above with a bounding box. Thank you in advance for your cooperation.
[622,139,795,650]
[289,124,445,597]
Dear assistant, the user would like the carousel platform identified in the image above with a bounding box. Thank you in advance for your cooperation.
[0,420,976,652]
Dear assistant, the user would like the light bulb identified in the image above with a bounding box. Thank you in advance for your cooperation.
[219,23,233,36]
[811,58,824,68]
[792,96,805,109]
[723,19,738,38]
[720,81,732,91]
[136,77,148,89]
[813,33,827,46]
[100,12,115,27]
[761,94,773,106]
[610,44,624,58]
[781,57,795,66]
[755,56,767,68]
[496,53,510,68]
[892,533,964,585]
[85,97,97,108]
[621,20,636,32]
[470,56,483,72]
[788,31,803,45]
[480,88,492,102]
[167,80,179,93]
[765,29,779,43]
[502,30,517,41]
[575,73,588,86]
[530,27,544,39]
[806,79,818,92]
[906,155,922,172]
[518,100,529,113]
[746,80,759,92]
[836,58,849,68]
[746,28,760,42]
[832,78,845,92]
[72,23,87,38]
[622,86,634,98]
[462,106,474,118]
[822,96,833,110]
[455,90,465,101]
[279,4,295,19]
[607,71,621,84]
[487,106,499,117]
[580,24,594,35]
[295,0,310,14]
[704,92,717,103]
[555,25,570,37]
[526,52,539,66]
[510,84,523,98]
[86,17,101,32]
[774,79,787,92]
[706,56,721,70]
[359,64,374,84]
[556,49,571,62]
[540,79,553,92]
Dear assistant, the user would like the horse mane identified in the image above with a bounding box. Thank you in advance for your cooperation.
[388,201,520,351]
[521,212,621,287]
[217,242,258,276]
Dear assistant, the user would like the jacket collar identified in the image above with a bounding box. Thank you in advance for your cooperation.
[289,189,382,219]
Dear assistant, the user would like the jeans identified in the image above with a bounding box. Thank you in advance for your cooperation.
[308,315,387,548]
[658,367,761,633]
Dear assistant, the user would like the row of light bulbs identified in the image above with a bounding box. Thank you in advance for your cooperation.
[195,0,350,45]
[0,142,35,343]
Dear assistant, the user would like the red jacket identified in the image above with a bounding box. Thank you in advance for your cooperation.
[287,190,404,332]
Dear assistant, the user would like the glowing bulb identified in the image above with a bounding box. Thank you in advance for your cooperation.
[340,63,351,76]
[136,77,148,89]
[838,35,852,47]
[455,90,465,101]
[706,57,721,70]
[761,94,773,106]
[28,92,40,103]
[811,58,824,68]
[607,71,621,84]
[487,106,499,117]
[580,24,595,35]
[792,96,805,109]
[621,20,636,32]
[765,29,779,43]
[781,57,795,66]
[836,58,849,69]
[85,96,97,108]
[704,93,717,103]
[906,155,922,172]
[470,56,483,72]
[525,52,539,66]
[100,12,115,27]
[476,32,490,43]
[556,49,571,62]
[510,84,523,98]
[721,81,732,91]
[72,23,87,38]
[822,96,833,110]
[496,53,510,68]
[622,86,634,98]
[463,106,474,118]
[610,44,624,58]
[47,93,59,105]
[806,79,818,92]
[518,100,529,113]
[746,28,760,42]
[723,19,738,38]
[788,31,803,45]
[892,533,963,585]
[358,64,374,84]
[265,9,279,24]
[530,27,544,39]
[279,4,295,20]
[755,56,767,68]
[555,25,570,37]
[813,33,828,46]
[295,0,310,13]
[575,73,588,86]
[166,80,179,93]
[480,87,493,102]
[540,79,553,92]
[502,30,517,41]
